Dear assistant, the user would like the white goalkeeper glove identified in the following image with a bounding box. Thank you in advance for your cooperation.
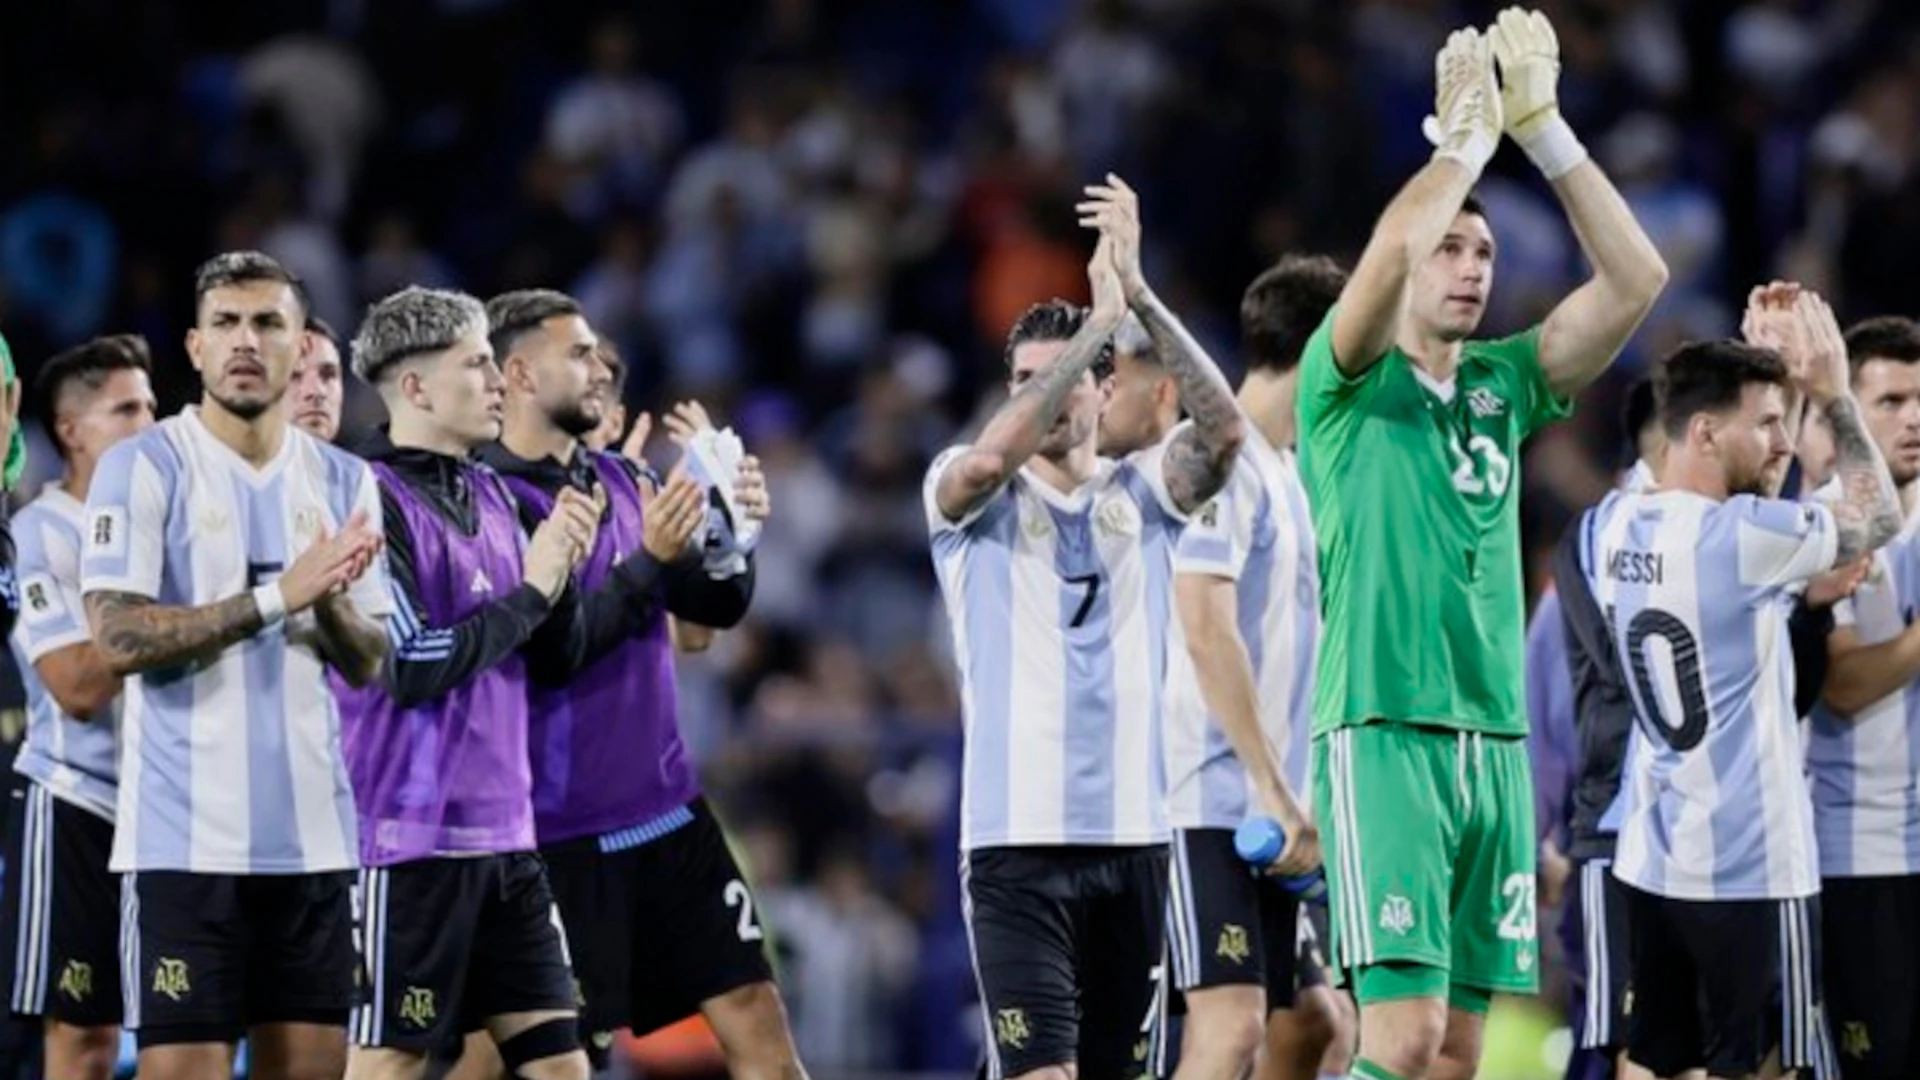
[1489,7,1588,179]
[1421,28,1504,176]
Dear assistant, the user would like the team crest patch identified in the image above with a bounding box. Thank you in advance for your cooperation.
[1841,1021,1872,1059]
[87,508,127,559]
[1216,923,1251,965]
[292,506,322,546]
[1379,895,1415,936]
[20,574,64,627]
[152,957,190,1002]
[58,960,92,1002]
[1095,496,1141,538]
[995,1008,1031,1049]
[1466,387,1506,418]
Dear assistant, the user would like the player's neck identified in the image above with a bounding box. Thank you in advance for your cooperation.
[62,457,99,504]
[1662,453,1731,501]
[387,413,475,460]
[1030,442,1100,494]
[197,398,287,468]
[1398,325,1465,382]
[1899,479,1920,519]
[500,417,577,467]
[1238,371,1297,449]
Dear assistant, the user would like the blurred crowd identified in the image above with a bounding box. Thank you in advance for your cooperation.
[2,0,1919,1071]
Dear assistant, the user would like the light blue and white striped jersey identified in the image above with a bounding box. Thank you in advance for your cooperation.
[926,440,1185,850]
[1163,431,1318,830]
[1591,488,1835,900]
[1806,495,1920,878]
[80,408,394,875]
[9,485,120,822]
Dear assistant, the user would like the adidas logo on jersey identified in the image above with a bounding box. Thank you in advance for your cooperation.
[469,568,494,595]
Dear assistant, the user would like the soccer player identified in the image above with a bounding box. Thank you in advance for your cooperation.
[1808,314,1920,1080]
[0,335,156,1080]
[290,316,347,442]
[1590,290,1902,1080]
[334,286,603,1080]
[1099,253,1347,1080]
[927,175,1243,1080]
[480,289,797,1077]
[1546,379,1664,1080]
[1295,11,1668,1079]
[78,251,392,1080]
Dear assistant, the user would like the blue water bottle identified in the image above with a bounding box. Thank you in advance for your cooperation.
[1234,816,1328,905]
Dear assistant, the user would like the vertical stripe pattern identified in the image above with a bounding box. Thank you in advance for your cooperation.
[9,784,53,1013]
[119,873,140,1030]
[1329,729,1374,969]
[1578,859,1612,1049]
[1165,831,1203,989]
[957,853,1002,1080]
[350,867,389,1046]
[925,444,1182,851]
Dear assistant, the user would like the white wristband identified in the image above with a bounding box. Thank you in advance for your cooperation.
[1516,113,1588,180]
[253,583,288,629]
[1430,128,1499,176]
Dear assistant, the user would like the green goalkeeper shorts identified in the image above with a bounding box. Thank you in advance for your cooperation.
[1312,722,1540,1001]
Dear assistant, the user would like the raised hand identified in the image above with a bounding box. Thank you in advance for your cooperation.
[1489,7,1589,179]
[662,400,717,446]
[1085,234,1126,324]
[644,470,706,562]
[281,510,384,613]
[1489,8,1560,138]
[522,488,600,600]
[619,410,654,470]
[1420,28,1503,174]
[1075,173,1147,300]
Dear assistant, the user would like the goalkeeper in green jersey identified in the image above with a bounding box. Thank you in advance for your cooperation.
[1296,10,1668,1080]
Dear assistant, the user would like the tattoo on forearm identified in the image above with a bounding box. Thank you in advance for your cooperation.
[84,590,264,676]
[1825,396,1903,563]
[1135,290,1245,511]
[994,330,1111,448]
[942,319,1115,515]
[315,600,390,688]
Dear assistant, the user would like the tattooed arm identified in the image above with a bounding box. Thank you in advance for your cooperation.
[1079,174,1243,513]
[933,240,1127,524]
[313,595,389,688]
[1822,394,1902,565]
[1130,288,1246,512]
[83,590,265,676]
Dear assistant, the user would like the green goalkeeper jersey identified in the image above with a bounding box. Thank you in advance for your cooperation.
[1297,307,1570,737]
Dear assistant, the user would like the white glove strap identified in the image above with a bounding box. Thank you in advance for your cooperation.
[1516,114,1588,180]
[253,583,288,629]
[1431,128,1499,176]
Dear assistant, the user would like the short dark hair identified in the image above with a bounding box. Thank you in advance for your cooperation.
[1459,193,1488,221]
[192,251,305,320]
[1004,300,1114,380]
[1622,377,1658,446]
[1654,340,1790,440]
[485,289,584,361]
[306,315,342,352]
[1240,254,1347,374]
[35,334,153,460]
[1845,315,1920,376]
